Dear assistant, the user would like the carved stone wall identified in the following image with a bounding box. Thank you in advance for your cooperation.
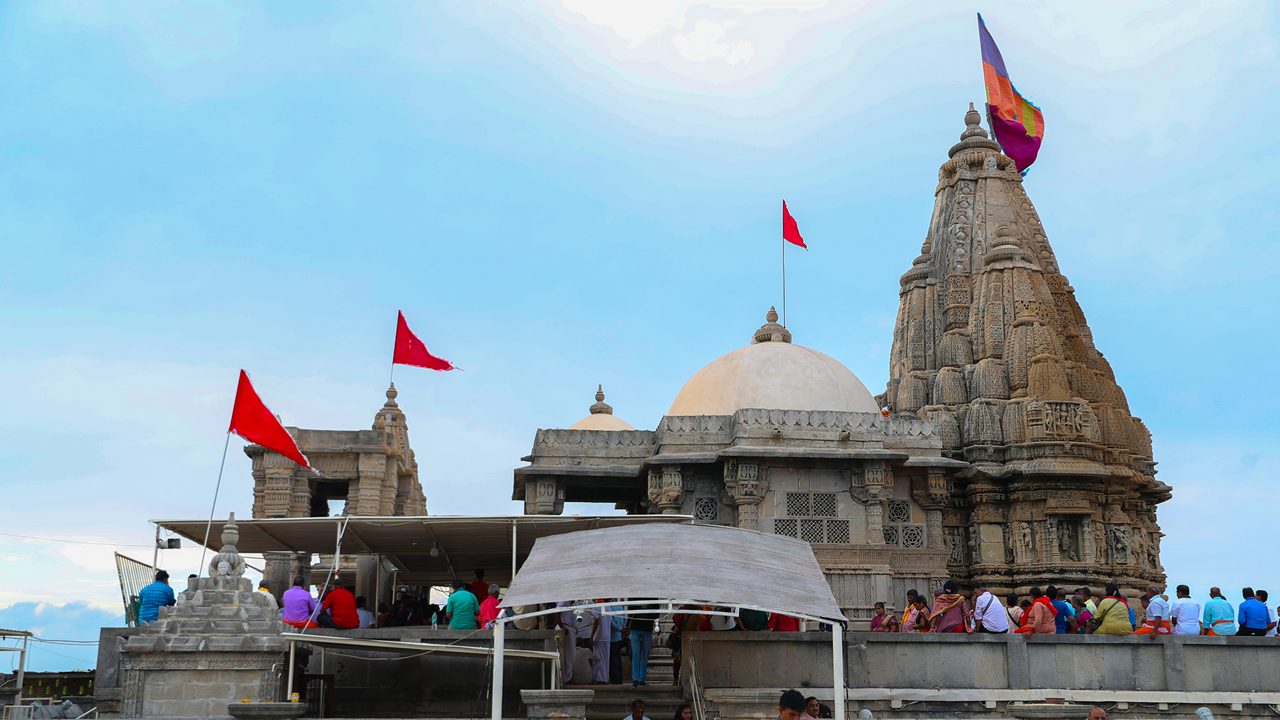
[882,106,1171,594]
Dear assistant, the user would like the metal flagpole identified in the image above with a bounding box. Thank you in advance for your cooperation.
[781,225,787,327]
[198,432,233,577]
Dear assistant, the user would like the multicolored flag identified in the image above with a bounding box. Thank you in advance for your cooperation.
[227,370,312,469]
[782,200,807,249]
[978,14,1044,173]
[393,311,457,371]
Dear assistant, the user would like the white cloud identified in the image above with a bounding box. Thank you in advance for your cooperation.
[673,19,755,65]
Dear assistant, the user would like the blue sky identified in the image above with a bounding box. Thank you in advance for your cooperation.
[0,1,1277,671]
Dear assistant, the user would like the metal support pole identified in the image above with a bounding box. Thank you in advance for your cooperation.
[510,520,517,584]
[491,619,505,720]
[151,525,161,572]
[15,635,28,706]
[831,623,845,720]
[286,640,297,702]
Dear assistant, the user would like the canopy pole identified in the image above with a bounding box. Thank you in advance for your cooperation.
[510,520,517,582]
[831,622,845,720]
[286,639,297,702]
[491,618,506,720]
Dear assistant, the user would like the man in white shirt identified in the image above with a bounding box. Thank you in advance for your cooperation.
[972,585,1010,633]
[1135,584,1171,635]
[1170,585,1201,636]
[355,596,376,628]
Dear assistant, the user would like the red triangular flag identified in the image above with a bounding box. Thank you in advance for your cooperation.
[227,370,311,469]
[393,311,456,371]
[782,200,807,249]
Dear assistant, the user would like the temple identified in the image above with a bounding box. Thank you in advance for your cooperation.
[248,384,427,601]
[512,106,1170,609]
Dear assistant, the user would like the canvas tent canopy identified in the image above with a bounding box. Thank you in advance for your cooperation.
[500,523,845,622]
[491,523,849,720]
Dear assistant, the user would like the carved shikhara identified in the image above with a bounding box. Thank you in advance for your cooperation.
[884,106,1169,593]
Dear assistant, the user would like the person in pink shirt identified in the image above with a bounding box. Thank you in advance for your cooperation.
[479,583,502,628]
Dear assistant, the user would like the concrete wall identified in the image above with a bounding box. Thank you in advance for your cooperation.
[690,632,1280,719]
[139,668,259,718]
[302,628,558,718]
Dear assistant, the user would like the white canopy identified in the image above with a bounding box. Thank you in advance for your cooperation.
[500,522,846,622]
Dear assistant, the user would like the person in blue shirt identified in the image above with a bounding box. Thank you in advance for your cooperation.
[1238,587,1272,636]
[137,570,176,623]
[1048,585,1076,634]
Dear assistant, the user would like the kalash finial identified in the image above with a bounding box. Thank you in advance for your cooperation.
[589,385,613,415]
[752,306,792,344]
[386,383,398,402]
[950,102,1001,158]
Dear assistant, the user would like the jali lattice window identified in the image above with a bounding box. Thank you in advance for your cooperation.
[694,497,719,521]
[776,492,849,544]
[883,499,925,548]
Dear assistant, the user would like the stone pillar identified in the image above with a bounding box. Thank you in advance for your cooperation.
[356,453,386,515]
[864,463,891,545]
[648,467,686,514]
[865,501,885,545]
[724,462,767,531]
[261,552,294,604]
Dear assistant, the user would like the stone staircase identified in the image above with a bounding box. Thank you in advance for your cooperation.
[581,683,688,720]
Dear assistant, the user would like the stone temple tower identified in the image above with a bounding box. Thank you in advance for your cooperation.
[881,105,1171,594]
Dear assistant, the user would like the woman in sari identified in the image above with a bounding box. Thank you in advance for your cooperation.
[930,581,971,633]
[870,602,899,632]
[1071,597,1093,634]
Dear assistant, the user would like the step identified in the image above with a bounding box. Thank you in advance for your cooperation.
[581,683,689,720]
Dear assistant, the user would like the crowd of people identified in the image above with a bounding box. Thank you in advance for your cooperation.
[138,566,1280,643]
[867,581,1280,636]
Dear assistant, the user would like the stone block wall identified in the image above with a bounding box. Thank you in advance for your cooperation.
[691,632,1280,719]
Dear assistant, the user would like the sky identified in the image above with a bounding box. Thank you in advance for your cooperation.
[0,1,1277,671]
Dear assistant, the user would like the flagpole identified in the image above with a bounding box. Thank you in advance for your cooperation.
[781,230,787,327]
[197,432,233,577]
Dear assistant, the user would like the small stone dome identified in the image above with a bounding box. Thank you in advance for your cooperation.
[668,308,880,416]
[569,385,635,431]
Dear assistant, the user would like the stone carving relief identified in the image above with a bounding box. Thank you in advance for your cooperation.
[1010,521,1033,565]
[945,527,967,565]
[1108,525,1130,565]
[1058,518,1080,562]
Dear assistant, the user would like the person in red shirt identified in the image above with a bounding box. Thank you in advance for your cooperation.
[318,579,360,629]
[470,569,490,602]
[768,613,801,632]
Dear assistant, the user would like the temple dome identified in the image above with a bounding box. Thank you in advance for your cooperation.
[569,385,634,431]
[668,307,880,416]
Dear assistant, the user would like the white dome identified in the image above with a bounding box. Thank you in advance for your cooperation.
[569,413,635,431]
[668,309,880,416]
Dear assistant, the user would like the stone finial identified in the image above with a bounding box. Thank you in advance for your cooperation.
[386,383,398,402]
[752,306,792,344]
[208,512,247,579]
[588,385,613,415]
[221,512,240,550]
[949,102,1001,158]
